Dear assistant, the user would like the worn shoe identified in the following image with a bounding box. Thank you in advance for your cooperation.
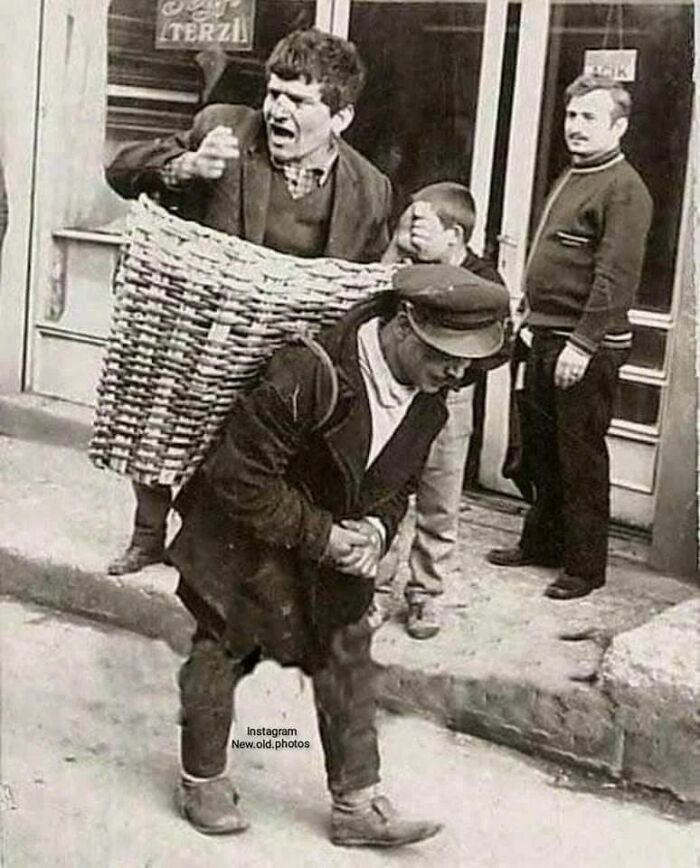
[544,573,605,600]
[177,775,249,836]
[331,795,442,848]
[405,596,440,640]
[107,544,165,575]
[486,546,560,568]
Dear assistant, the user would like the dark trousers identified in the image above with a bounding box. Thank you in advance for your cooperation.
[178,617,380,795]
[131,481,172,549]
[518,331,627,583]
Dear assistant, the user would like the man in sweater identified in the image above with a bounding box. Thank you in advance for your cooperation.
[380,183,506,638]
[105,28,393,576]
[487,74,653,600]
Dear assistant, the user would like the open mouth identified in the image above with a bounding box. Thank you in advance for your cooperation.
[268,122,295,141]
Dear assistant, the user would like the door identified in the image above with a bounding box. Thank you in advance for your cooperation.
[481,0,695,530]
[26,0,319,406]
[344,0,491,220]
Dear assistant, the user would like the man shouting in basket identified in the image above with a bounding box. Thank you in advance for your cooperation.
[167,264,509,848]
[106,28,393,576]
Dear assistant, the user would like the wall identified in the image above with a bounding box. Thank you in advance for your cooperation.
[24,0,128,396]
[0,0,43,392]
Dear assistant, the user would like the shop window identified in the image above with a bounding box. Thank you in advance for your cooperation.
[613,380,661,428]
[529,3,693,315]
[627,325,667,371]
[107,0,201,160]
[106,0,314,163]
[346,2,486,217]
[200,2,315,108]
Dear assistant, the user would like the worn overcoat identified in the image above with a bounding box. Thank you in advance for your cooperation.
[168,294,448,672]
[106,104,393,263]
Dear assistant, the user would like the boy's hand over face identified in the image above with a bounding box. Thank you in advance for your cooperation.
[409,201,451,262]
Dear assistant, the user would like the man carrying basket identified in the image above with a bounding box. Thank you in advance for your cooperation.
[169,263,509,847]
[105,28,393,575]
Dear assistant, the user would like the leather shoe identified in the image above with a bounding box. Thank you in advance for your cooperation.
[406,596,440,640]
[107,543,165,575]
[545,573,605,600]
[177,775,249,836]
[331,795,442,848]
[486,546,560,568]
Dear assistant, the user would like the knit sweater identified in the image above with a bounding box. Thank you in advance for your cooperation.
[524,148,652,355]
[263,169,335,257]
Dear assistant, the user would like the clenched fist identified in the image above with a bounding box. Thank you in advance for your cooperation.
[164,126,240,184]
[192,125,240,179]
[177,126,241,181]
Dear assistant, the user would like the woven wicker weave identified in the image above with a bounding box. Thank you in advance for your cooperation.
[89,195,396,487]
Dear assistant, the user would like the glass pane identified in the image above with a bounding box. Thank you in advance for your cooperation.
[202,1,316,107]
[613,381,661,427]
[347,2,486,217]
[529,3,693,314]
[107,0,200,154]
[483,2,521,263]
[628,326,667,371]
[106,0,314,159]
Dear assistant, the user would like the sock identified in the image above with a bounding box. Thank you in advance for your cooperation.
[332,784,379,812]
[181,769,228,786]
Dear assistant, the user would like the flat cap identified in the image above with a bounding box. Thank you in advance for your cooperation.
[393,263,510,358]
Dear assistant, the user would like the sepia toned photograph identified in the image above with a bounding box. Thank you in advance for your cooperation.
[0,0,698,864]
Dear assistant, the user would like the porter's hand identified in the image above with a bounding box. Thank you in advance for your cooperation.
[324,524,370,573]
[335,519,384,579]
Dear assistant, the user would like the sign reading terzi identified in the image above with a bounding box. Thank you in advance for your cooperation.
[583,49,637,83]
[156,0,255,51]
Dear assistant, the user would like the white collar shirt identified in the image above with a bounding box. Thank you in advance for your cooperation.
[357,318,419,469]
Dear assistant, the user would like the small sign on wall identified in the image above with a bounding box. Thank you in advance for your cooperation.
[156,0,255,51]
[584,49,637,82]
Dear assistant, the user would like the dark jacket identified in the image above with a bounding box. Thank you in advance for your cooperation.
[169,293,448,672]
[106,104,393,263]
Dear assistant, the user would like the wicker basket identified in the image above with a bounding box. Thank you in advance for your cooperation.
[89,196,395,487]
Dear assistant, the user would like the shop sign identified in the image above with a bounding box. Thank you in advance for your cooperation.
[156,0,255,51]
[584,49,637,82]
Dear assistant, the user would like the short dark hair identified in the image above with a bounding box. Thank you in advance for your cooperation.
[412,182,477,243]
[565,74,632,122]
[265,29,366,115]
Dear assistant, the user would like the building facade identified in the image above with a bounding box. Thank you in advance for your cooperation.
[0,0,696,576]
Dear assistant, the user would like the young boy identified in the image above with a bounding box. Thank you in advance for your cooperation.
[380,182,506,638]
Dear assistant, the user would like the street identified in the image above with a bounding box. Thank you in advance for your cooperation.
[1,599,697,868]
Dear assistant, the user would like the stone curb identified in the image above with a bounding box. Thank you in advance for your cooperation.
[375,663,623,778]
[600,599,700,803]
[0,548,193,657]
[3,540,697,804]
[1,542,619,779]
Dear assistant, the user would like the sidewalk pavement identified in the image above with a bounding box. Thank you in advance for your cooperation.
[0,425,698,803]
